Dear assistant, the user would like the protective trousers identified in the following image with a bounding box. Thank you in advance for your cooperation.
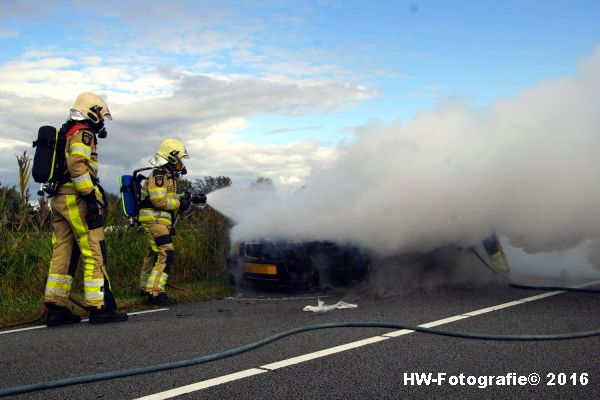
[140,222,174,296]
[43,194,116,310]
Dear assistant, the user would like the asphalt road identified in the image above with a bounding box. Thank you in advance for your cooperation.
[1,278,599,400]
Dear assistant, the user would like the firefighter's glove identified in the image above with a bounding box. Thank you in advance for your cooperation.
[191,193,207,205]
[81,192,100,222]
[97,184,109,209]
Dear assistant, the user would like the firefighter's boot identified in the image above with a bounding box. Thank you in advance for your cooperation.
[89,308,129,324]
[45,303,82,327]
[147,292,177,306]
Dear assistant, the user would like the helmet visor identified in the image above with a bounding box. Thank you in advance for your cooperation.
[69,109,86,121]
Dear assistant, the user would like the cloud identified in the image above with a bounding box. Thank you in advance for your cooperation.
[209,46,600,261]
[0,1,373,202]
[0,28,18,39]
[187,133,338,187]
[0,138,29,186]
[0,51,178,103]
[0,49,374,193]
[263,126,322,135]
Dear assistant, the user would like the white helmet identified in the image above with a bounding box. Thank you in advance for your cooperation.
[69,92,112,123]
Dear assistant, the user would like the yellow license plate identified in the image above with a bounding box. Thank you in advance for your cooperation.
[243,263,278,275]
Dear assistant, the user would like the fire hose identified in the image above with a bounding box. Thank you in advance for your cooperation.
[1,313,600,397]
[0,295,90,330]
[0,305,46,330]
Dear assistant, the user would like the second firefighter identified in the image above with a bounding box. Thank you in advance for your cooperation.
[138,138,191,305]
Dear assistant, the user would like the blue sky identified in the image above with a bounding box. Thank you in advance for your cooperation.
[1,0,600,192]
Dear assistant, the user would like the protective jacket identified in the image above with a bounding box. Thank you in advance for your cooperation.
[138,169,181,225]
[57,126,100,196]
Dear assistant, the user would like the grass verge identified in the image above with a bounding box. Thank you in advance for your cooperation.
[0,279,235,327]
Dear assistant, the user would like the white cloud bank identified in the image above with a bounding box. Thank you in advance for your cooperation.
[0,52,373,190]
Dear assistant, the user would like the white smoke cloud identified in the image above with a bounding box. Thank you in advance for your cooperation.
[211,46,600,261]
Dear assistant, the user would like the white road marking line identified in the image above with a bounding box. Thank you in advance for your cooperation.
[383,315,470,337]
[418,315,471,328]
[136,280,600,400]
[0,308,169,335]
[0,325,45,335]
[135,369,268,400]
[129,308,170,316]
[516,291,565,303]
[225,295,335,302]
[260,336,389,370]
[462,299,537,316]
[381,329,415,338]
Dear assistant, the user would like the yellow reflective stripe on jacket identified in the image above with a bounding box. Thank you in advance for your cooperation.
[148,188,179,210]
[142,169,179,211]
[90,160,99,175]
[44,274,73,298]
[69,144,92,160]
[166,198,177,209]
[149,188,167,196]
[71,172,94,191]
[139,209,173,224]
[141,225,159,252]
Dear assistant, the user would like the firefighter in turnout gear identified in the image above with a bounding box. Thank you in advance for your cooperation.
[138,138,190,306]
[43,92,128,326]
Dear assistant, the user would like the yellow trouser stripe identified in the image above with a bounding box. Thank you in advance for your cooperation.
[142,225,159,252]
[47,274,73,285]
[45,274,73,297]
[84,278,105,297]
[140,272,150,289]
[45,287,70,297]
[85,292,105,300]
[146,271,168,291]
[66,194,103,304]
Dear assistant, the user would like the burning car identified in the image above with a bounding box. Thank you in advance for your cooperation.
[226,234,509,291]
[226,238,371,291]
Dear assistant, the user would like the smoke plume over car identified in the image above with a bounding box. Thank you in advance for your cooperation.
[208,47,600,277]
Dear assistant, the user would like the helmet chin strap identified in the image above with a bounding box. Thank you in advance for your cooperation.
[162,162,184,177]
[87,119,108,139]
